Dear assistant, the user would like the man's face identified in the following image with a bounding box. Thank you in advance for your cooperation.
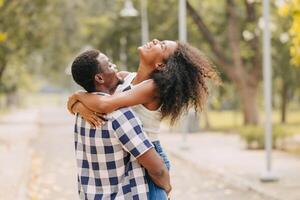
[96,53,122,90]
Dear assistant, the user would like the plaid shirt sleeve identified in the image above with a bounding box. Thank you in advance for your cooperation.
[111,107,154,158]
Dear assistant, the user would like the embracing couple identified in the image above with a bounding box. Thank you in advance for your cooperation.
[67,39,218,200]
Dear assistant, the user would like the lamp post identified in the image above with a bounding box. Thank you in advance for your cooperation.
[119,37,128,71]
[119,0,139,70]
[120,0,149,46]
[260,0,278,182]
[178,0,190,149]
[119,0,149,70]
[179,0,187,42]
[141,0,149,45]
[120,0,138,17]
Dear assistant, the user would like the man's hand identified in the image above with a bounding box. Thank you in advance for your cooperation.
[73,102,106,128]
[137,148,171,194]
[165,184,172,197]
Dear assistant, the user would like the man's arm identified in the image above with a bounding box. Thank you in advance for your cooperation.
[137,148,171,194]
[111,108,171,193]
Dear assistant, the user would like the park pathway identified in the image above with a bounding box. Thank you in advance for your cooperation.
[26,106,78,200]
[1,105,267,199]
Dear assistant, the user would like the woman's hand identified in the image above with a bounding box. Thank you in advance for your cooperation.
[68,94,78,114]
[73,102,107,128]
[67,91,86,114]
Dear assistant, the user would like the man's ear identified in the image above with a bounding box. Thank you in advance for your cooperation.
[155,63,165,70]
[94,74,104,84]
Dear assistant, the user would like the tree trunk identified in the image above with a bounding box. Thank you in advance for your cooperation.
[186,0,261,125]
[6,91,18,108]
[203,109,210,129]
[281,82,288,123]
[237,84,259,125]
[0,58,6,82]
[181,108,200,133]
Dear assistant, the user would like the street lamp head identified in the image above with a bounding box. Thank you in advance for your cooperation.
[120,0,139,17]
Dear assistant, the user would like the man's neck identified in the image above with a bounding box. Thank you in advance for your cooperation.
[132,64,153,85]
[95,84,119,95]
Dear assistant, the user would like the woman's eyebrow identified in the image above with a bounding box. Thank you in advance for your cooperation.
[164,42,168,50]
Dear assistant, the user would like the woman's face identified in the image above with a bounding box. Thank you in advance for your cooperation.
[138,39,177,68]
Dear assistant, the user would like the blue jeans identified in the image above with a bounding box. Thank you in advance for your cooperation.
[147,140,170,200]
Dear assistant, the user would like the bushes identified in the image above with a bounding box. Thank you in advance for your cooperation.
[239,125,293,150]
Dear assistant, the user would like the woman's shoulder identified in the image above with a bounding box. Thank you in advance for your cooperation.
[117,71,130,79]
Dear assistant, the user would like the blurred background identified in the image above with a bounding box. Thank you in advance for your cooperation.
[0,0,300,199]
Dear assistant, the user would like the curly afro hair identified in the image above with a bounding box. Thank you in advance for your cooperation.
[71,49,101,92]
[150,42,219,124]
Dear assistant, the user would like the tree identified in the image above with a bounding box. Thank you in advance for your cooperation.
[0,0,5,43]
[186,0,263,125]
[0,0,85,107]
[78,0,179,71]
[288,0,300,67]
[0,0,51,89]
[274,1,300,123]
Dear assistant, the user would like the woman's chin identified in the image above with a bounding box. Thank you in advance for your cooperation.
[137,46,143,52]
[137,47,145,57]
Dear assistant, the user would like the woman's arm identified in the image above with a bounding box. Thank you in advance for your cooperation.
[69,79,157,113]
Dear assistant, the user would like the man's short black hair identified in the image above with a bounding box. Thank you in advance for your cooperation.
[71,49,101,92]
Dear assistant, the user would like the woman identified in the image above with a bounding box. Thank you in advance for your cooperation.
[68,39,219,199]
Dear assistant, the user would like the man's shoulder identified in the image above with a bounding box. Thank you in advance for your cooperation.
[93,92,110,96]
[108,107,136,120]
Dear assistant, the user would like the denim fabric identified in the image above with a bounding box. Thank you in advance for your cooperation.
[147,140,170,200]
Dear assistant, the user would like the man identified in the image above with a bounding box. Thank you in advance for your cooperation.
[70,49,171,199]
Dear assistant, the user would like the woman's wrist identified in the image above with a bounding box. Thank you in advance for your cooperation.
[72,102,80,114]
[75,91,86,102]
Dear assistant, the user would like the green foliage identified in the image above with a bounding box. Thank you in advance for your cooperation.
[0,0,299,114]
[278,0,300,67]
[80,0,179,71]
[239,125,293,150]
[0,0,84,95]
[0,32,6,43]
[0,60,37,93]
[0,0,46,96]
[288,0,300,67]
[272,2,300,120]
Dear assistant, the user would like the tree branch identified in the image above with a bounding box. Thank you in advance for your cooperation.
[244,0,262,85]
[0,58,6,82]
[225,0,249,84]
[226,0,244,67]
[186,1,231,68]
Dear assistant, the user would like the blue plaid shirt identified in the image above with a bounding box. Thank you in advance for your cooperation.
[74,94,154,200]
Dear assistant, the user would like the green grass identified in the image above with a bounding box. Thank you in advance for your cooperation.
[202,110,300,135]
[200,111,243,132]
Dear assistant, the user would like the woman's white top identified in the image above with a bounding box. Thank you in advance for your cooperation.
[115,72,160,141]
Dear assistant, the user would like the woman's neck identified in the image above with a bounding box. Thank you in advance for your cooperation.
[132,64,153,85]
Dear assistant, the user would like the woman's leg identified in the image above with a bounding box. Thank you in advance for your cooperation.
[147,140,170,200]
